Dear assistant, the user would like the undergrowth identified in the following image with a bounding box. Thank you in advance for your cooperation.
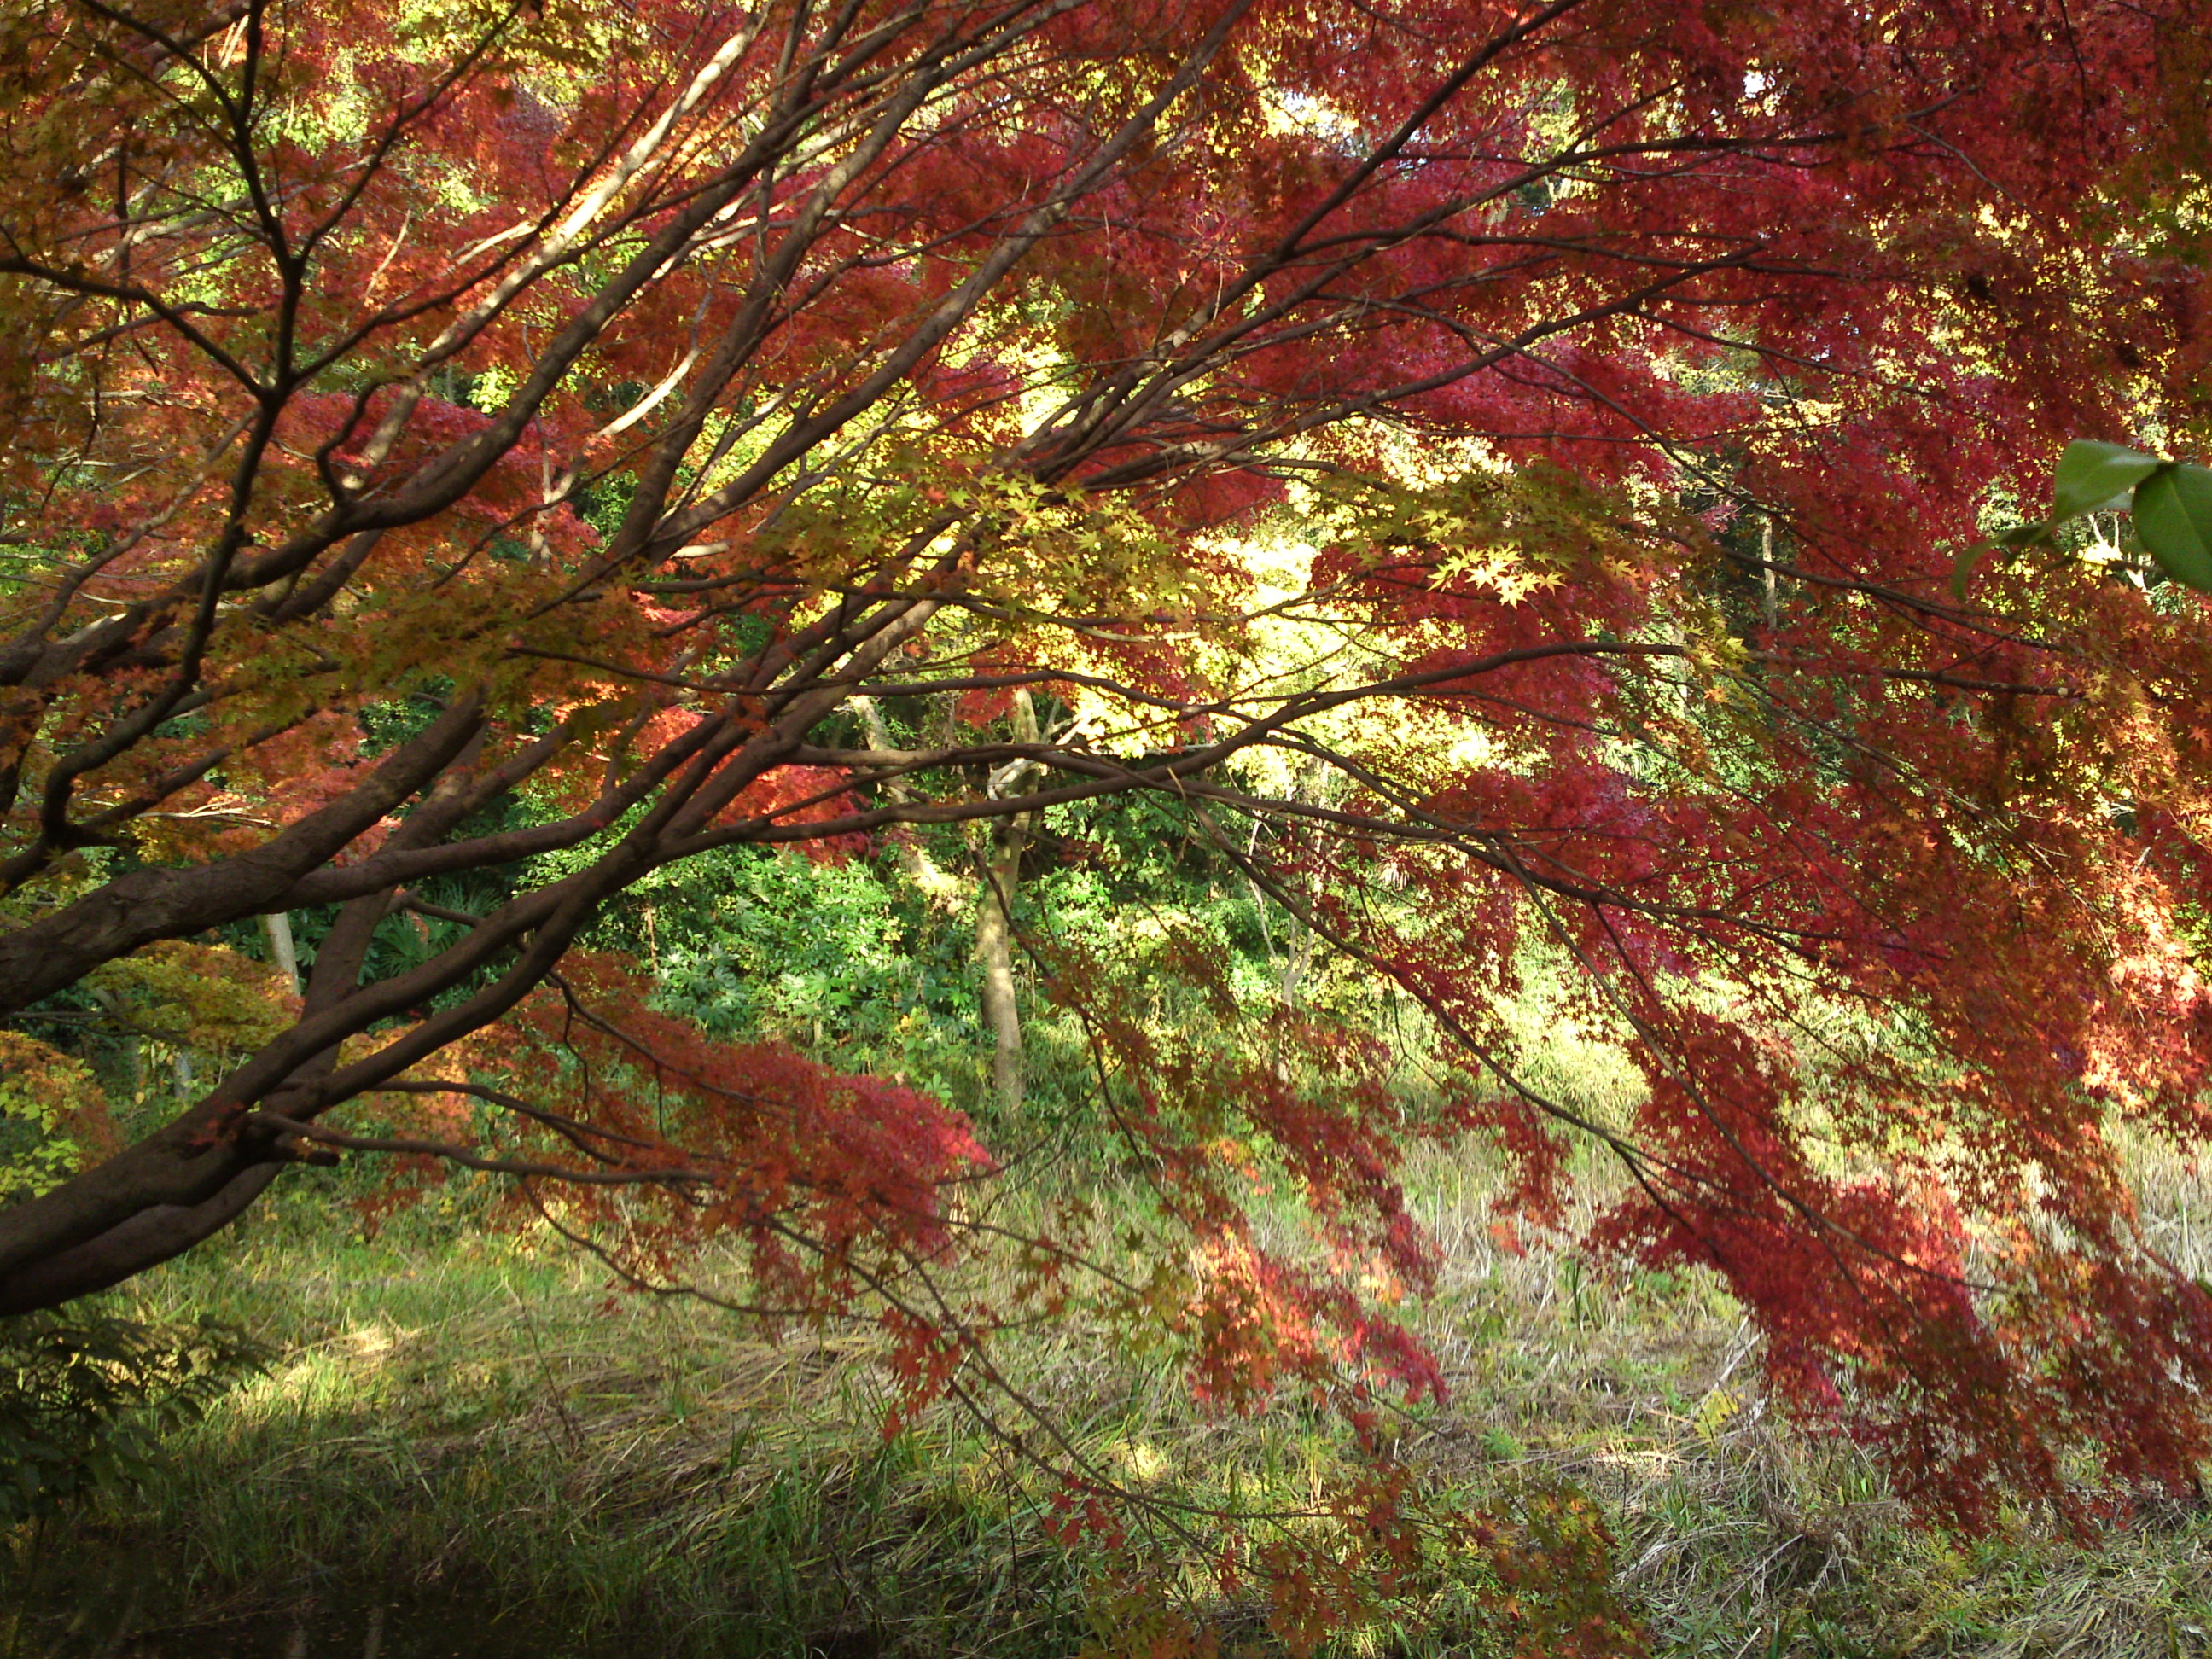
[4,1123,2209,1659]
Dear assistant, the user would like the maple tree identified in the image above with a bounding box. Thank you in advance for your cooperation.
[6,0,2212,1634]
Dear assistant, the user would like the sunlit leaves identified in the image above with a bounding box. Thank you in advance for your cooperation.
[8,0,2212,1608]
[0,1032,105,1201]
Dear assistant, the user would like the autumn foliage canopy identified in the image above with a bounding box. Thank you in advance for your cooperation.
[5,0,2212,1633]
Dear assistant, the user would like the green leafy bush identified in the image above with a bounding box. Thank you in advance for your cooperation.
[0,1313,267,1527]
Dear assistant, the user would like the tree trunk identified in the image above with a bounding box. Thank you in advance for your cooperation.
[1761,515,1778,632]
[262,911,300,996]
[976,813,1027,1115]
[856,696,964,905]
[975,693,1039,1115]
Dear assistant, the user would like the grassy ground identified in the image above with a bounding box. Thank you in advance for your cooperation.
[5,1116,2211,1657]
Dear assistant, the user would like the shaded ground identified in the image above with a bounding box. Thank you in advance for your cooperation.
[7,1135,2212,1658]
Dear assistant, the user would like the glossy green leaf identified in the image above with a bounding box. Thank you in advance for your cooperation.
[1951,540,1991,601]
[2133,463,2212,591]
[1950,540,1992,602]
[2052,439,2163,519]
[1953,520,2052,601]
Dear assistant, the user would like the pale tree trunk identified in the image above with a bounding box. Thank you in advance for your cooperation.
[1761,515,1778,632]
[855,696,965,905]
[975,692,1040,1115]
[261,911,300,996]
[976,817,1027,1113]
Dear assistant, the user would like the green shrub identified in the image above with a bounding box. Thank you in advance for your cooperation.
[0,1312,267,1526]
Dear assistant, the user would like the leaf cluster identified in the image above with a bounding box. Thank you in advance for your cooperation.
[0,1310,267,1527]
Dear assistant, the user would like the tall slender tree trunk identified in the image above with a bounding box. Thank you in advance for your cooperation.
[856,696,963,905]
[975,692,1040,1115]
[261,911,300,996]
[976,816,1027,1114]
[1761,515,1778,632]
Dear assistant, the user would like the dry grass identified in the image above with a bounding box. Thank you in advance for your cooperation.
[5,1109,2211,1658]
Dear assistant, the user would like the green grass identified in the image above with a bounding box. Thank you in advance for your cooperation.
[4,1130,2212,1658]
[5,1203,1099,1658]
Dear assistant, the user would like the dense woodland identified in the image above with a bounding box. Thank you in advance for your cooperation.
[4,0,2212,1652]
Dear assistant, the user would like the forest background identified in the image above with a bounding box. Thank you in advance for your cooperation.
[4,0,2212,1653]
